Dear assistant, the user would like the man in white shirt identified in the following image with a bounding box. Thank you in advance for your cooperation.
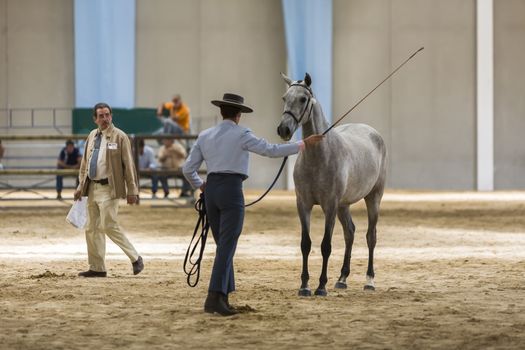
[183,93,323,316]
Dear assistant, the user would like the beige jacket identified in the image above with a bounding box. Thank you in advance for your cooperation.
[77,124,139,199]
[158,142,187,170]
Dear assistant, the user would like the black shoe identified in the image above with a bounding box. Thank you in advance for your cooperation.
[163,192,169,198]
[78,270,107,278]
[57,193,62,200]
[132,256,144,275]
[204,291,237,316]
[224,294,235,310]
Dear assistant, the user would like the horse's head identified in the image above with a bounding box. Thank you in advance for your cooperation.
[277,72,315,141]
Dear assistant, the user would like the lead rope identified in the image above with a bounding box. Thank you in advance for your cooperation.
[184,47,424,287]
[183,157,288,287]
[183,193,209,287]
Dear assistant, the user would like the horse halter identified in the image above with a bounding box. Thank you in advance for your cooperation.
[282,83,314,126]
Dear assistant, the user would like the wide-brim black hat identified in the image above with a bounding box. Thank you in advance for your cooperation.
[211,93,253,113]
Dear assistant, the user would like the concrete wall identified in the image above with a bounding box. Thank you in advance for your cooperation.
[0,0,74,109]
[334,0,476,190]
[0,0,74,174]
[333,1,392,183]
[0,0,6,112]
[1,0,524,190]
[136,0,288,189]
[494,0,525,189]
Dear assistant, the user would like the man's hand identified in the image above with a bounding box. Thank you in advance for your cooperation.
[127,195,139,205]
[303,134,325,147]
[74,189,82,201]
[199,182,206,192]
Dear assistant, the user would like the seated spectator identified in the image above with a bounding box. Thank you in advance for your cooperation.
[157,94,191,134]
[0,139,4,169]
[138,139,160,199]
[56,139,81,200]
[155,114,185,137]
[157,138,192,198]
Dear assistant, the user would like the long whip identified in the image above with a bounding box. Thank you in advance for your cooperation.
[246,47,425,207]
[243,47,425,206]
[323,46,424,135]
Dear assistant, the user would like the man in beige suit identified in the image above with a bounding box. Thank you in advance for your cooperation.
[74,102,144,277]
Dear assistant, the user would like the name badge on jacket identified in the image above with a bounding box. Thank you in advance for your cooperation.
[108,142,118,150]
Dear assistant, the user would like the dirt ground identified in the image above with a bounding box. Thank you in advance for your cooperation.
[1,190,524,349]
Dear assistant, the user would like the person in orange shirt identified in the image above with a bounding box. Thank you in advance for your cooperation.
[157,94,191,134]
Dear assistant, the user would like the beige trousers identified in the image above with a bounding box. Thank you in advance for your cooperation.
[85,182,139,272]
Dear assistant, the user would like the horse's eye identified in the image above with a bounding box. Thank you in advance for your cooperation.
[300,97,307,103]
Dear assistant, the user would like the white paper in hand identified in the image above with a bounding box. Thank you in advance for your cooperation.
[66,197,88,229]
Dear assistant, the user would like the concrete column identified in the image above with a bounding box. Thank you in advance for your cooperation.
[476,0,494,191]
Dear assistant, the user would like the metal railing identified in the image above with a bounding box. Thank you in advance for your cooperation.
[0,109,218,200]
[0,133,205,201]
[0,108,73,134]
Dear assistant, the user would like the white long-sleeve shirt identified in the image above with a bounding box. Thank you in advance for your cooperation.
[183,119,304,189]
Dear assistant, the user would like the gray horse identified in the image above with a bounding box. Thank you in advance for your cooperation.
[277,72,387,296]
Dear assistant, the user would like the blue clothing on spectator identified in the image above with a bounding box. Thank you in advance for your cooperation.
[59,147,80,166]
[77,140,86,156]
[154,117,184,138]
[161,118,184,136]
[138,145,157,170]
[56,146,81,195]
[139,145,160,195]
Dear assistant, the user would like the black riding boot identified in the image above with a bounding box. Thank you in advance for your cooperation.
[204,291,237,316]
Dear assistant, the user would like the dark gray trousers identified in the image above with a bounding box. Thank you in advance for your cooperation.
[205,173,245,295]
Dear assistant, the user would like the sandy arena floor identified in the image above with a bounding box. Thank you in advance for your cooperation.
[0,190,524,349]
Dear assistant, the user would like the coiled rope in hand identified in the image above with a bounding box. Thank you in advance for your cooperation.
[183,157,288,287]
[183,192,209,287]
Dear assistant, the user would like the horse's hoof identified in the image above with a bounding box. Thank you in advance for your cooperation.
[364,275,375,291]
[298,288,312,297]
[334,281,347,289]
[314,288,327,296]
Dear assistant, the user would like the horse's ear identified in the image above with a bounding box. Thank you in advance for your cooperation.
[304,73,312,87]
[281,72,292,86]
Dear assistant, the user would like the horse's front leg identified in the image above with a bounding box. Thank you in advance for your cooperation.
[297,201,313,297]
[315,204,337,296]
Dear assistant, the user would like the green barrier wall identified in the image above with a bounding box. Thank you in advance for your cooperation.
[72,108,162,134]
